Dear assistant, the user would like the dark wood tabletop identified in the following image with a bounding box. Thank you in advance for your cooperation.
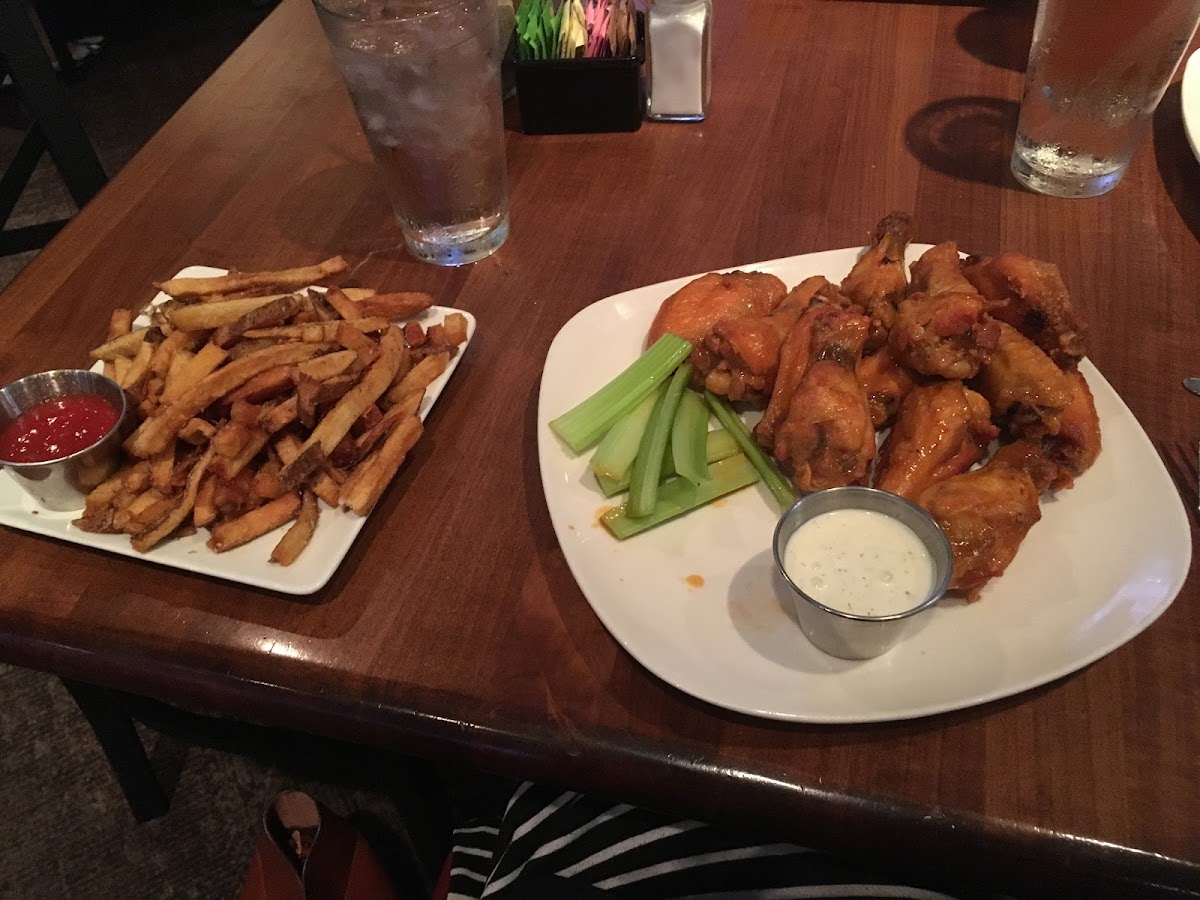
[2,0,1199,896]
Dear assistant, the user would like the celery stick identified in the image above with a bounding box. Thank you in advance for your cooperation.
[602,455,761,540]
[590,385,661,481]
[550,333,692,453]
[594,428,739,497]
[627,364,692,517]
[671,390,710,486]
[704,391,796,511]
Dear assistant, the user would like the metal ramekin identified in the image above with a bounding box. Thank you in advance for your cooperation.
[772,486,954,660]
[0,370,128,511]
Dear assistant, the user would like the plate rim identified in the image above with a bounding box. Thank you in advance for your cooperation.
[537,245,1192,724]
[1183,48,1200,164]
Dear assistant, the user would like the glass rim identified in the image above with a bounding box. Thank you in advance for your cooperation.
[311,0,479,23]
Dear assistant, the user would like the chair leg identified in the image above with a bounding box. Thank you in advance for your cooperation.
[61,679,170,823]
[0,0,107,207]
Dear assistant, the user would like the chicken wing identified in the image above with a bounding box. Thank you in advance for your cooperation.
[889,243,998,380]
[989,368,1101,491]
[647,271,787,368]
[917,457,1042,600]
[840,212,912,353]
[987,439,1062,493]
[773,308,875,491]
[963,253,1086,369]
[889,292,999,380]
[909,241,977,296]
[753,286,858,448]
[874,382,998,501]
[701,276,826,405]
[973,321,1073,437]
[857,345,919,429]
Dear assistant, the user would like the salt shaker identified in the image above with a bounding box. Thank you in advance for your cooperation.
[645,0,712,122]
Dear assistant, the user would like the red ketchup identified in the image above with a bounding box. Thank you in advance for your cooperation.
[0,394,120,463]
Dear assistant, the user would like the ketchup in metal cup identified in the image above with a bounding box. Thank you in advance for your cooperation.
[0,394,120,463]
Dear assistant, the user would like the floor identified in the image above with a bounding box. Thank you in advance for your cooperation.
[0,5,447,898]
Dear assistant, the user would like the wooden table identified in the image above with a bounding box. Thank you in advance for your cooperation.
[2,0,1199,895]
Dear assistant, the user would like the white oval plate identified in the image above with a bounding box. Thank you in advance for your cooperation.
[1184,49,1200,163]
[537,247,1191,723]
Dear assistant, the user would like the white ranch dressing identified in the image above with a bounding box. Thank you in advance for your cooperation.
[783,509,934,617]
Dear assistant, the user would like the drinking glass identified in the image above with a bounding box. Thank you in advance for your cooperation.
[1011,0,1200,198]
[314,0,510,265]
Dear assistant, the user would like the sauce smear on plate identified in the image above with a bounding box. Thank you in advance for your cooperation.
[0,395,119,463]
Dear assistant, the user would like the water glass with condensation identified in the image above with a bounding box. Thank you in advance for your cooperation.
[314,0,510,265]
[1011,0,1200,198]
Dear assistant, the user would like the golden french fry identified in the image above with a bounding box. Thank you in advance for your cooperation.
[162,349,194,399]
[207,491,302,552]
[299,349,357,381]
[275,433,340,507]
[214,428,269,480]
[354,390,423,458]
[229,399,262,427]
[341,288,375,302]
[261,396,299,434]
[335,321,377,357]
[324,287,363,320]
[103,360,116,381]
[84,469,130,511]
[131,447,215,552]
[125,343,332,458]
[212,293,304,348]
[340,415,423,515]
[122,341,155,391]
[108,308,134,341]
[149,330,193,378]
[91,327,151,361]
[354,291,434,319]
[384,352,448,406]
[242,323,329,341]
[150,445,175,493]
[166,295,283,331]
[193,473,217,528]
[179,417,217,445]
[270,489,319,566]
[212,421,253,458]
[160,343,228,404]
[156,257,348,300]
[442,312,468,346]
[278,330,403,488]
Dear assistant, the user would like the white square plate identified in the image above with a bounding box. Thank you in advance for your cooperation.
[0,266,475,595]
[537,247,1191,723]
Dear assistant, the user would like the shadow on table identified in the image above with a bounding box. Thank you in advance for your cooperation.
[1152,82,1200,246]
[904,95,1023,190]
[955,3,1035,73]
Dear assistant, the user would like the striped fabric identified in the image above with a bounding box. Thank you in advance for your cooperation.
[446,783,961,900]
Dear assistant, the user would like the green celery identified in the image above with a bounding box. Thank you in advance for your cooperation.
[594,428,740,497]
[671,390,710,486]
[602,455,761,540]
[704,391,796,512]
[627,364,692,517]
[550,334,692,453]
[590,386,661,481]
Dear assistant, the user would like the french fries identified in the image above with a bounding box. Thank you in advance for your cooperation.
[74,260,470,567]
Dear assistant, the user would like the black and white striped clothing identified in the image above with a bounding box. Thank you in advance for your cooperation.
[446,782,962,899]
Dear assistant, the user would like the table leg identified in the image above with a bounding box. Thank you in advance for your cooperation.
[61,679,170,823]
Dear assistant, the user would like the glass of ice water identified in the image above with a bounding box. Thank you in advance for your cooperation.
[314,0,510,265]
[1011,0,1200,198]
